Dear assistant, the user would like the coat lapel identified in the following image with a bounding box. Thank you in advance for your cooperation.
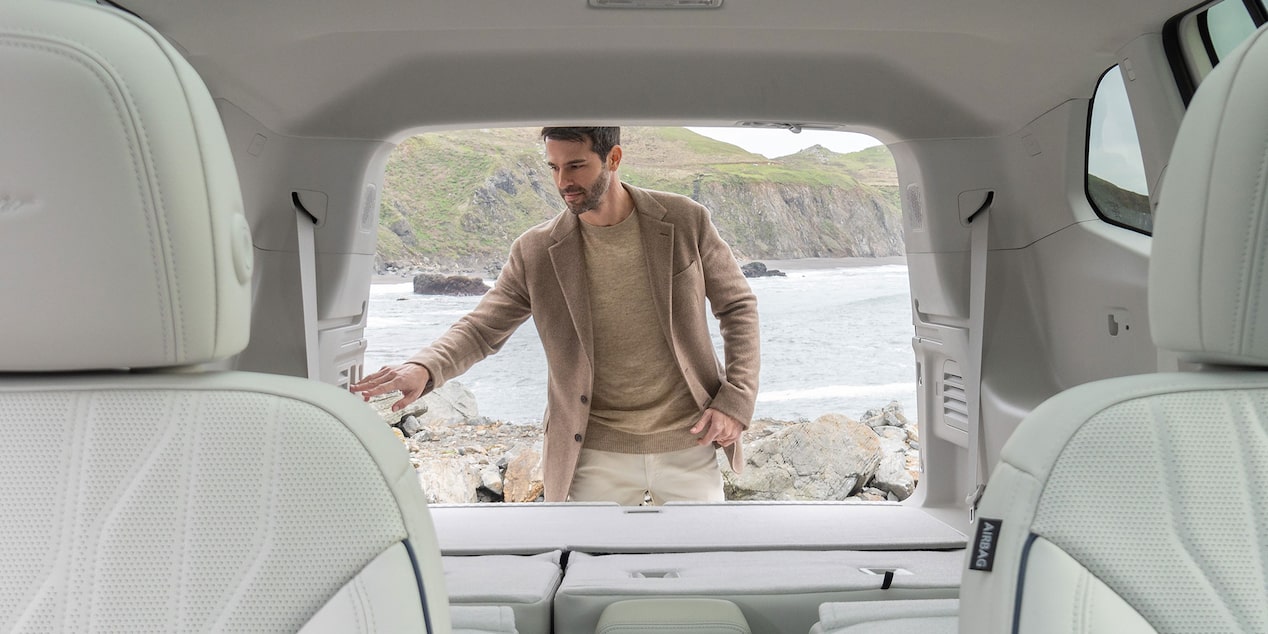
[548,213,594,368]
[630,187,676,347]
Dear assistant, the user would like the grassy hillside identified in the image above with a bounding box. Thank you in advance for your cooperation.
[1087,174,1152,233]
[378,127,900,273]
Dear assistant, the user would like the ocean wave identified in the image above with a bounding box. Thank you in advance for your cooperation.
[757,382,916,402]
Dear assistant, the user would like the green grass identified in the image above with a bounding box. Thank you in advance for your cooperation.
[379,127,901,269]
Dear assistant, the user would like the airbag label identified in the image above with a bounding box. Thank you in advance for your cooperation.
[969,518,1003,571]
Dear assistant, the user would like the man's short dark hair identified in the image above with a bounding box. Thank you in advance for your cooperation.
[540,127,621,160]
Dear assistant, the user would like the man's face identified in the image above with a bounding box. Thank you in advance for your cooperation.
[545,138,612,215]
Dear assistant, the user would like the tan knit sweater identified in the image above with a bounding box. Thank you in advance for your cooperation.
[578,211,701,453]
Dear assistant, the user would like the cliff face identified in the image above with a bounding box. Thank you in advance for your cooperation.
[377,127,902,274]
[697,179,902,259]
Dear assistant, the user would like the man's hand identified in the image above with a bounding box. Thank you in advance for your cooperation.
[350,363,432,412]
[690,408,744,447]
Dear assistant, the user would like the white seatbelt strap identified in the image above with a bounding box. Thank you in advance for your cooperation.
[965,191,993,522]
[295,197,320,380]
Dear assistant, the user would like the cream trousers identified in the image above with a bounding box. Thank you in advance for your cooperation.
[568,444,724,505]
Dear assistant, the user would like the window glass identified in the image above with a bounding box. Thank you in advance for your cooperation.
[1206,0,1258,61]
[1087,66,1152,233]
[1171,0,1266,94]
[370,127,921,504]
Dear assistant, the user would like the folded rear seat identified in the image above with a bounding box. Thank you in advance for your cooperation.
[554,550,962,634]
[443,551,563,634]
[597,598,752,633]
[451,605,519,634]
[809,599,958,633]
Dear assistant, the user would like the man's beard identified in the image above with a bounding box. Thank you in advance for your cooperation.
[561,170,610,215]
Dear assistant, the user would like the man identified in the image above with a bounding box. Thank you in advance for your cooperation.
[352,127,759,504]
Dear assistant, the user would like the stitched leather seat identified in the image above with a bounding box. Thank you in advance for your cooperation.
[596,599,751,634]
[0,1,451,631]
[960,23,1268,634]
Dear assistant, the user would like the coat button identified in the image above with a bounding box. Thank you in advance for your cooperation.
[574,433,583,442]
[580,395,589,404]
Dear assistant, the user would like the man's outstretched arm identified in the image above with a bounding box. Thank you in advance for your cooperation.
[351,240,533,410]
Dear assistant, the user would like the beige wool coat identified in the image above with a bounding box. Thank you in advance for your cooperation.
[409,184,760,501]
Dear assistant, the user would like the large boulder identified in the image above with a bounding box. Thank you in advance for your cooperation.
[871,425,917,500]
[740,261,787,278]
[413,272,489,296]
[416,456,480,504]
[415,382,481,426]
[503,446,545,502]
[724,413,882,500]
[368,382,480,427]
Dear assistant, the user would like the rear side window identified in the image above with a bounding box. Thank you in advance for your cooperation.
[1167,0,1266,97]
[1205,0,1260,60]
[1086,66,1152,234]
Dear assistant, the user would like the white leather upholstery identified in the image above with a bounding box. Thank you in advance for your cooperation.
[0,0,252,371]
[0,373,451,632]
[1015,538,1153,633]
[1149,25,1268,366]
[299,543,429,633]
[596,598,751,634]
[810,599,958,634]
[961,374,1268,632]
[444,551,562,634]
[0,1,452,631]
[960,23,1268,634]
[451,606,519,634]
[555,550,961,634]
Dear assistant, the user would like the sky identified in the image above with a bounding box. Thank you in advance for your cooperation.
[686,126,882,159]
[1087,67,1148,195]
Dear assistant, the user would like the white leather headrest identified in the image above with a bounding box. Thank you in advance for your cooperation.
[0,0,252,371]
[1150,26,1268,367]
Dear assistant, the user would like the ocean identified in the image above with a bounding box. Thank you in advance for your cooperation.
[364,263,917,425]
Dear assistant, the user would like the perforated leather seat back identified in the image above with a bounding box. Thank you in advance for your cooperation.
[959,23,1268,634]
[0,1,450,631]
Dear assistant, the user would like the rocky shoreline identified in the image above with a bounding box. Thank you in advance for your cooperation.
[372,255,911,286]
[369,383,920,504]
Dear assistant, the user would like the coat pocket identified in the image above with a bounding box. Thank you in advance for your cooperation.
[671,258,700,279]
[670,258,706,321]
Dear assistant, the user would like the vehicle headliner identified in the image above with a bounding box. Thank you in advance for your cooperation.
[122,0,1199,143]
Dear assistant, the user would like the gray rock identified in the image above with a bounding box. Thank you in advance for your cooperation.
[367,390,429,427]
[411,428,439,442]
[503,447,545,503]
[413,273,489,296]
[368,381,480,427]
[416,458,479,504]
[740,261,787,278]
[872,449,916,501]
[858,487,889,502]
[873,425,910,444]
[414,382,481,427]
[400,415,424,437]
[480,464,505,496]
[724,413,881,501]
[860,401,909,430]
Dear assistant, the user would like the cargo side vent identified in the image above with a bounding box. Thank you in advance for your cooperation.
[942,360,968,432]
